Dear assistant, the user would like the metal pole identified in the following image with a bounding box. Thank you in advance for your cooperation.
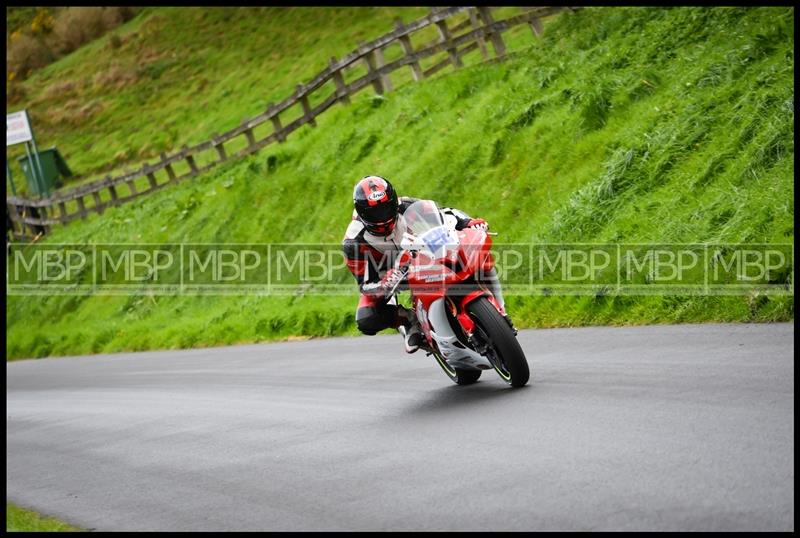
[6,161,17,196]
[23,142,44,198]
[26,111,49,197]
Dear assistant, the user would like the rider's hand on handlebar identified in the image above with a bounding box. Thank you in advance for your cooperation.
[361,267,407,298]
[383,267,406,290]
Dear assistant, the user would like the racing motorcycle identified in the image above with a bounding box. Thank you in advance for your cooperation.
[388,200,530,387]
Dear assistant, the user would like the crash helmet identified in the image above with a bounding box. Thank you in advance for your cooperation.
[353,175,399,235]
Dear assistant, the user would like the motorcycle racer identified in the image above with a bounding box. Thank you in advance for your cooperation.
[342,175,511,354]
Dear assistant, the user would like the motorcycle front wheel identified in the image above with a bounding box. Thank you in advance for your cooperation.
[466,297,530,387]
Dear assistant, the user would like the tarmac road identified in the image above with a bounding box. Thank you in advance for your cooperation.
[6,322,794,531]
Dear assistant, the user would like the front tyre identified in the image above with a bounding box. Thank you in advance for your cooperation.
[466,297,530,387]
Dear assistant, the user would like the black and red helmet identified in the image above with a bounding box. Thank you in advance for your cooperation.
[353,175,399,235]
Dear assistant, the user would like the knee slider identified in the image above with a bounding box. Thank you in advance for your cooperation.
[356,308,384,335]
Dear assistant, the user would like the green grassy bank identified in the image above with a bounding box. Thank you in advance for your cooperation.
[6,7,794,360]
[6,7,429,188]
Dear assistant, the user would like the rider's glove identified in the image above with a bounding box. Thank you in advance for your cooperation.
[361,267,407,298]
[466,218,489,231]
[383,267,406,291]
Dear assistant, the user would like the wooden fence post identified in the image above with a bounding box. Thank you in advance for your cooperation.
[16,204,41,237]
[212,133,227,161]
[436,18,462,68]
[239,118,256,149]
[297,84,316,127]
[20,206,32,237]
[469,8,489,60]
[215,142,227,161]
[92,192,103,214]
[330,58,350,104]
[126,178,138,196]
[108,182,119,206]
[374,47,393,92]
[160,153,177,182]
[244,128,256,150]
[268,103,285,142]
[76,197,88,220]
[11,204,25,237]
[529,16,543,38]
[31,206,48,235]
[184,146,199,175]
[16,206,28,237]
[395,19,423,81]
[477,7,506,58]
[39,204,50,225]
[361,43,385,95]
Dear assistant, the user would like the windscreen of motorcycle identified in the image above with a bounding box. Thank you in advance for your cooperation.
[403,200,460,259]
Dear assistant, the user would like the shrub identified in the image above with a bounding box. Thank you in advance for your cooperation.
[92,65,138,91]
[52,7,108,55]
[29,8,56,35]
[7,32,53,77]
[6,7,139,81]
[6,78,27,105]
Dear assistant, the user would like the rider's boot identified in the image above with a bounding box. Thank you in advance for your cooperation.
[400,324,424,354]
[397,306,423,354]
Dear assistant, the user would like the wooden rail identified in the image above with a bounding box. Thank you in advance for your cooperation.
[6,6,578,240]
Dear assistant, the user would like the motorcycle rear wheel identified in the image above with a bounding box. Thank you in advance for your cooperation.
[432,351,482,385]
[466,297,530,387]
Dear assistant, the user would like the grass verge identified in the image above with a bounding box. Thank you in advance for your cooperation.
[6,503,82,532]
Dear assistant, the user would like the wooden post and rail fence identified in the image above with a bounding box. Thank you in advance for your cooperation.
[6,6,578,240]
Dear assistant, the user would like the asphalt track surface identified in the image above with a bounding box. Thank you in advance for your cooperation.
[6,323,794,531]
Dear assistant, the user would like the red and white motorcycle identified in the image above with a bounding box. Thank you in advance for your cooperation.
[389,200,530,387]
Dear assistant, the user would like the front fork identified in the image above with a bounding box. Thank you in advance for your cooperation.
[479,267,506,314]
[476,267,518,335]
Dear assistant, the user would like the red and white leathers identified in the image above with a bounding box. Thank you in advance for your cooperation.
[342,196,501,336]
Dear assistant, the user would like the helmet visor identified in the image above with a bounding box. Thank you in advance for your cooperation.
[364,217,397,235]
[365,198,397,222]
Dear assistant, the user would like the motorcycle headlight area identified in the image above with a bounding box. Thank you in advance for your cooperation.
[420,226,459,258]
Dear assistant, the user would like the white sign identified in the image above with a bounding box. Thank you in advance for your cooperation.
[7,110,33,146]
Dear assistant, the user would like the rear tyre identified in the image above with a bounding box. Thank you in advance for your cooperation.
[467,297,530,387]
[432,352,482,385]
[454,368,482,385]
